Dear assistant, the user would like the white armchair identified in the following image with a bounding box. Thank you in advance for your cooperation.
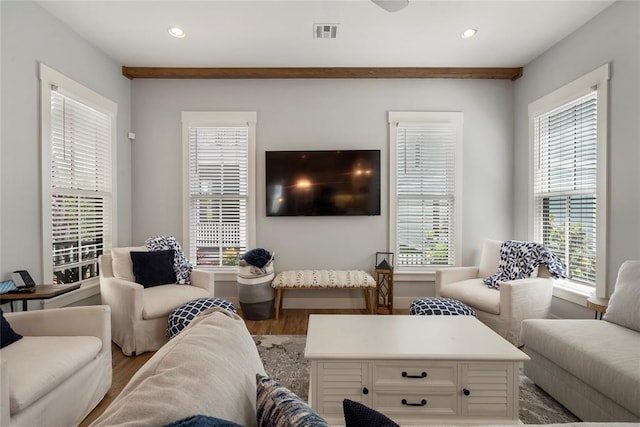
[436,239,554,346]
[0,306,111,427]
[99,246,215,356]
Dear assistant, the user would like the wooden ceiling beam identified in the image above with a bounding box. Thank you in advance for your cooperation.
[122,66,523,80]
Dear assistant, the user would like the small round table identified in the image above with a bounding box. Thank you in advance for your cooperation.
[586,296,609,319]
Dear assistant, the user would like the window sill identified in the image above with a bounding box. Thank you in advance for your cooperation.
[393,270,436,282]
[552,279,594,306]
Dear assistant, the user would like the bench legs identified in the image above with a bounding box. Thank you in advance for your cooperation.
[274,287,375,319]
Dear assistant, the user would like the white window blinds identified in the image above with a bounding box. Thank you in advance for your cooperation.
[533,91,597,285]
[49,88,113,284]
[188,125,249,267]
[394,120,458,267]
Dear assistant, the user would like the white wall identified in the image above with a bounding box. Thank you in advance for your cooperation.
[0,1,132,283]
[513,1,640,315]
[131,78,514,303]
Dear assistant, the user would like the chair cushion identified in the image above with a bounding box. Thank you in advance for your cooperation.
[522,319,640,416]
[439,278,500,314]
[168,298,237,339]
[603,260,640,332]
[478,239,502,278]
[1,335,102,413]
[111,246,147,281]
[142,284,210,319]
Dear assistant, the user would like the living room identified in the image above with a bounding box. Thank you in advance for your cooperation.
[0,0,639,425]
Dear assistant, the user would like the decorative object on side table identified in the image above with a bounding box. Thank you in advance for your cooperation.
[374,252,394,314]
[586,296,609,319]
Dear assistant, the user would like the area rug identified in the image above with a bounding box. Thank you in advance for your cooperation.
[253,335,580,425]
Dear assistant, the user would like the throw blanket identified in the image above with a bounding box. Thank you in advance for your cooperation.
[241,248,273,269]
[483,240,567,289]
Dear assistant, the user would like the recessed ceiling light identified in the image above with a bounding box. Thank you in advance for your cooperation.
[461,28,477,39]
[168,27,186,38]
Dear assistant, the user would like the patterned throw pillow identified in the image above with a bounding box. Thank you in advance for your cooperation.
[343,399,399,427]
[145,236,193,285]
[409,297,476,316]
[256,374,329,427]
[167,298,237,339]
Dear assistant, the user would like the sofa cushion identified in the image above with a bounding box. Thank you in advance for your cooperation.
[522,319,640,416]
[90,309,266,427]
[0,335,102,413]
[111,246,147,281]
[141,284,210,319]
[603,260,640,332]
[0,308,22,348]
[439,278,500,314]
[131,249,177,288]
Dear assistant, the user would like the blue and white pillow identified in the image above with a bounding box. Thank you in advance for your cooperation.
[145,236,192,285]
[256,374,329,427]
[168,298,237,339]
[410,297,476,316]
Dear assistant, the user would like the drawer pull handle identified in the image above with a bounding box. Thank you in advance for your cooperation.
[463,388,471,396]
[401,399,427,407]
[401,371,427,378]
[362,387,369,395]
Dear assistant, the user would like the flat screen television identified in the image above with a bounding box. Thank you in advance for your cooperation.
[266,150,381,216]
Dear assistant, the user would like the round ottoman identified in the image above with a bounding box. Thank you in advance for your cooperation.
[409,297,476,316]
[168,297,237,339]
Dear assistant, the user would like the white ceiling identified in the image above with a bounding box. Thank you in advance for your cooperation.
[36,0,615,68]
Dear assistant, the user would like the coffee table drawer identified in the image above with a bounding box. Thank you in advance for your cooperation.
[372,390,458,416]
[372,361,456,387]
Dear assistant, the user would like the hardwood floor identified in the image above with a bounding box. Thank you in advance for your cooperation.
[80,308,408,426]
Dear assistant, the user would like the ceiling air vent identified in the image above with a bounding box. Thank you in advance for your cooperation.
[314,23,338,39]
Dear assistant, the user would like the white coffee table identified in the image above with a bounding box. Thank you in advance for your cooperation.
[304,314,529,425]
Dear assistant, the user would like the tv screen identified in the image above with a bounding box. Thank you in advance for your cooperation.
[266,150,381,217]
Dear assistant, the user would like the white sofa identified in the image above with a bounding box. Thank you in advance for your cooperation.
[0,306,112,427]
[99,246,215,356]
[90,308,266,427]
[436,239,554,346]
[522,260,640,422]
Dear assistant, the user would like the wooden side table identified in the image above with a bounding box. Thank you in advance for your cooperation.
[586,296,609,319]
[0,284,81,311]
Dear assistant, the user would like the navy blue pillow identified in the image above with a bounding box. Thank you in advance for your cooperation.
[164,415,243,427]
[1,308,23,348]
[130,249,177,288]
[343,399,399,427]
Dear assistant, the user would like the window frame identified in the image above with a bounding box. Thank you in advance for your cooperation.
[388,111,463,274]
[181,111,257,274]
[40,63,118,286]
[528,64,609,299]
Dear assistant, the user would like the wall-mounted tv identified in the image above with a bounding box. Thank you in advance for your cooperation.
[266,150,381,217]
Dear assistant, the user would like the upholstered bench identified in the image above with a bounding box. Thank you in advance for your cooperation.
[410,297,476,316]
[271,270,376,319]
[167,297,236,339]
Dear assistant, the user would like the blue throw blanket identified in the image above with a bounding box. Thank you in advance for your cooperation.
[483,240,567,290]
[241,248,273,269]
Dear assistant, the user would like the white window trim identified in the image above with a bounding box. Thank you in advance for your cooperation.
[39,63,118,285]
[181,111,257,274]
[388,111,463,274]
[528,63,609,300]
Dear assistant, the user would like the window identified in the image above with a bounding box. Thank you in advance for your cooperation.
[529,64,609,294]
[182,112,256,270]
[40,64,116,285]
[389,112,463,269]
